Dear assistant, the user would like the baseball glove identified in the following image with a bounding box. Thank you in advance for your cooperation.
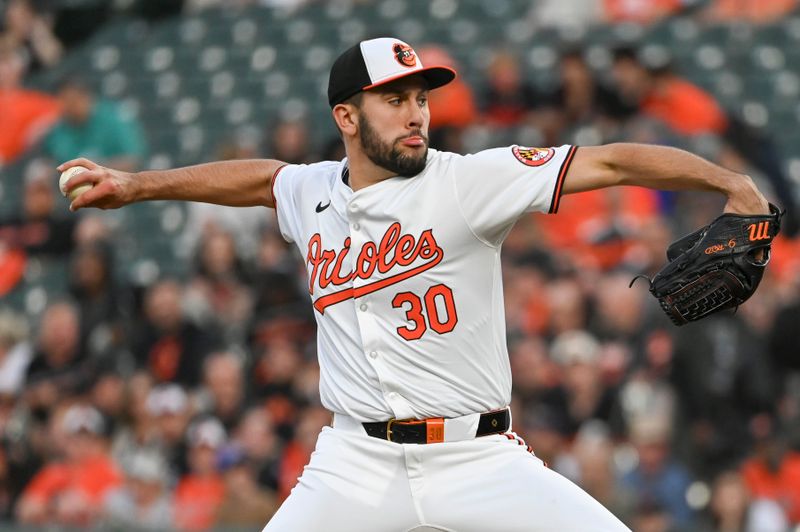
[639,203,782,326]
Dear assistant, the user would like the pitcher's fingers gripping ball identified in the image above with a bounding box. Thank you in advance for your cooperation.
[59,165,94,201]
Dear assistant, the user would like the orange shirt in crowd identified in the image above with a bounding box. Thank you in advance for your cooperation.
[418,46,477,130]
[705,0,796,23]
[173,474,226,531]
[642,77,728,136]
[741,451,800,523]
[277,441,310,501]
[604,0,683,23]
[0,89,61,164]
[21,454,122,507]
[537,187,661,269]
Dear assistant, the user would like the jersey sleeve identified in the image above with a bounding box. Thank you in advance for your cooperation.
[270,163,302,244]
[452,144,577,246]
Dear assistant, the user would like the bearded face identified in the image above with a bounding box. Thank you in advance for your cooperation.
[358,112,428,178]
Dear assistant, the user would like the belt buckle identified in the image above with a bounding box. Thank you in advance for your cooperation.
[386,418,396,442]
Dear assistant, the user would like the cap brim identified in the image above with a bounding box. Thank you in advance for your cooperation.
[363,65,456,92]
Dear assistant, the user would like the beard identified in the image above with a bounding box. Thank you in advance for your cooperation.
[358,114,428,177]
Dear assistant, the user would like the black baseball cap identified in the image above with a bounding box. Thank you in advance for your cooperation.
[328,37,456,108]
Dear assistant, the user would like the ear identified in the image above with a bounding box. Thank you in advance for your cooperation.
[332,103,358,137]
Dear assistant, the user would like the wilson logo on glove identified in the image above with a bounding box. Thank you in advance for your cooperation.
[748,221,771,241]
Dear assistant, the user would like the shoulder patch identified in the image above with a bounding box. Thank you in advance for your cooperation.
[511,145,555,167]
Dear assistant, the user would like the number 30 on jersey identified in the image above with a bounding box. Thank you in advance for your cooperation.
[391,284,458,341]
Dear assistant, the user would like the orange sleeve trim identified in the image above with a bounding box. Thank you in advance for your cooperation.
[270,163,288,210]
[548,145,577,214]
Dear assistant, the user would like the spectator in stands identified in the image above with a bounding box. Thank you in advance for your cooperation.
[252,339,304,440]
[145,383,192,477]
[16,404,122,527]
[43,76,146,173]
[545,276,589,336]
[233,407,281,492]
[611,48,727,137]
[417,45,477,153]
[250,228,306,321]
[0,308,32,397]
[670,314,778,478]
[563,421,636,524]
[132,279,221,387]
[173,416,227,531]
[590,271,651,345]
[0,38,60,165]
[101,450,174,531]
[0,161,77,259]
[697,469,789,532]
[178,134,270,263]
[479,49,541,127]
[546,330,625,438]
[187,229,253,341]
[265,117,314,164]
[214,443,277,528]
[110,371,160,468]
[24,301,90,420]
[1,0,63,72]
[277,405,330,500]
[554,50,636,135]
[740,413,800,525]
[197,351,248,431]
[48,0,111,49]
[68,241,130,359]
[620,415,695,529]
[610,47,800,235]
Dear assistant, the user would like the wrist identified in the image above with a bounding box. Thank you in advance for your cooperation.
[127,171,148,203]
[723,175,769,214]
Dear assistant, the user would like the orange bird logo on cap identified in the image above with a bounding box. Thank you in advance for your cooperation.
[393,43,417,67]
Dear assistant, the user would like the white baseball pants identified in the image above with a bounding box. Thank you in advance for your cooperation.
[262,415,631,532]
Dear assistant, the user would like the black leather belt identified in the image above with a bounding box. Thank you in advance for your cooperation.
[362,408,510,444]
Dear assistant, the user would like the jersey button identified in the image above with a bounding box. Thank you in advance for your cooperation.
[352,223,360,230]
[388,392,398,399]
[369,351,377,359]
[359,303,368,312]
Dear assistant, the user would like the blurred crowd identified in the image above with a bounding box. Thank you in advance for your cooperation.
[3,0,800,531]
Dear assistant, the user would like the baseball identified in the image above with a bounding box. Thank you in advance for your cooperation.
[58,165,93,201]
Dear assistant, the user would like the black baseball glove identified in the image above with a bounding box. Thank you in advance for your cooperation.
[640,203,782,326]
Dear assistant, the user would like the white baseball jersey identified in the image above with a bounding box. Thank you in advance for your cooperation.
[272,144,577,422]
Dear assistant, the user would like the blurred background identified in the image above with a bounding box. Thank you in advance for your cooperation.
[2,0,800,530]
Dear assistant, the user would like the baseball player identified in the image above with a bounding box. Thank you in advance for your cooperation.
[61,37,769,531]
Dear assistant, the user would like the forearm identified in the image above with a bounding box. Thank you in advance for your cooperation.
[134,159,282,207]
[566,143,767,214]
[603,143,744,194]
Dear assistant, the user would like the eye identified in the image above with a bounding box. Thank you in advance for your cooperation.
[388,97,402,106]
[418,96,428,106]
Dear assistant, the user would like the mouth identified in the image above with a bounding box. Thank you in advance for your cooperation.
[400,135,426,148]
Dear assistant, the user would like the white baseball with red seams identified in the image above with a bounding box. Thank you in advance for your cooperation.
[263,145,631,531]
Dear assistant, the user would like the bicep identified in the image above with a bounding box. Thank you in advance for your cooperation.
[561,145,621,195]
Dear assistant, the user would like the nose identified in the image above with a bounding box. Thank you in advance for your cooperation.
[406,100,425,130]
